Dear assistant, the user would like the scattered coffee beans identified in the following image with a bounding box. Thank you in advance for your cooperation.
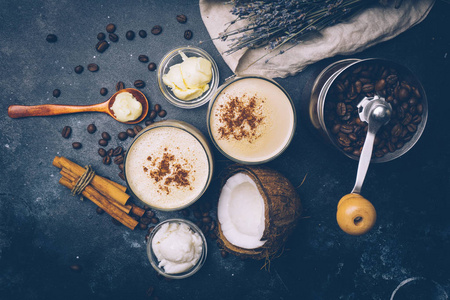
[118,132,128,141]
[158,110,167,118]
[125,30,135,40]
[126,128,136,137]
[100,87,108,96]
[151,25,162,35]
[87,63,99,72]
[103,156,111,165]
[147,62,156,71]
[145,119,153,126]
[134,80,145,89]
[61,126,71,139]
[148,110,157,120]
[87,124,96,134]
[98,139,108,147]
[98,148,107,157]
[101,132,111,140]
[112,146,123,156]
[97,32,106,40]
[95,40,109,53]
[46,34,57,43]
[106,23,116,33]
[133,125,143,135]
[138,55,149,63]
[72,142,82,149]
[324,62,424,159]
[114,156,124,165]
[154,104,161,113]
[74,65,84,74]
[107,148,114,157]
[184,30,193,40]
[138,30,147,38]
[116,81,125,91]
[176,14,187,23]
[109,33,119,42]
[53,89,61,98]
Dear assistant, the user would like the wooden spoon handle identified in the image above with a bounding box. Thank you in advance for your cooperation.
[8,102,108,119]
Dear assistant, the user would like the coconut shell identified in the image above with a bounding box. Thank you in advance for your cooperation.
[216,165,302,260]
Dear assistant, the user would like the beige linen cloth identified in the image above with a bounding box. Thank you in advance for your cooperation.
[200,0,434,78]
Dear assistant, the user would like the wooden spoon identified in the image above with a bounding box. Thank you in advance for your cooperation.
[7,88,149,125]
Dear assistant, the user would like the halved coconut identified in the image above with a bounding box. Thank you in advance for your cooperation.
[217,165,302,260]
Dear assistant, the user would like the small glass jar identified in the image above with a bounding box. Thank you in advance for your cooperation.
[158,46,219,109]
[123,120,214,211]
[147,218,207,279]
[207,75,296,164]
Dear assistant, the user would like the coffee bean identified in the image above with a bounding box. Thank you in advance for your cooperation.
[118,172,125,181]
[138,55,149,63]
[87,63,99,72]
[98,148,107,157]
[386,74,398,85]
[126,128,136,137]
[109,33,119,42]
[102,156,111,165]
[151,25,162,35]
[375,79,386,91]
[362,83,374,93]
[69,264,82,272]
[61,126,71,139]
[112,146,123,156]
[74,65,84,74]
[138,223,148,230]
[99,139,108,147]
[107,148,114,157]
[53,89,61,98]
[101,132,111,140]
[118,163,124,171]
[154,104,161,113]
[118,132,128,141]
[391,124,402,137]
[87,124,97,134]
[407,123,417,133]
[145,119,153,126]
[176,14,187,23]
[336,102,346,116]
[144,210,155,218]
[133,125,143,135]
[202,216,212,223]
[106,23,116,33]
[138,30,147,38]
[125,30,135,40]
[148,62,157,71]
[140,217,152,225]
[72,142,82,149]
[46,34,57,43]
[116,81,125,91]
[158,110,167,118]
[337,133,351,147]
[95,40,109,53]
[151,217,159,224]
[100,87,108,96]
[96,206,105,214]
[97,32,106,40]
[134,80,145,89]
[184,30,193,40]
[340,124,353,134]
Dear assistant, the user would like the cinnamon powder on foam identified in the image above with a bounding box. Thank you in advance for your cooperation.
[215,93,266,143]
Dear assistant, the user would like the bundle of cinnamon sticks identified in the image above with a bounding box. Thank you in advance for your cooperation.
[53,156,145,230]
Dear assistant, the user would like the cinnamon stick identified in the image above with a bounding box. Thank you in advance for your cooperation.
[53,156,129,206]
[58,176,138,230]
[60,168,132,214]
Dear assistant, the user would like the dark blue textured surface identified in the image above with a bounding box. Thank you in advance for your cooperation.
[1,1,449,299]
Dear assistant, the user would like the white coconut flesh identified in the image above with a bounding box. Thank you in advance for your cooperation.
[217,173,266,249]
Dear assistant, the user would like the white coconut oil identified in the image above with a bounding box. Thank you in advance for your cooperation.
[151,222,203,274]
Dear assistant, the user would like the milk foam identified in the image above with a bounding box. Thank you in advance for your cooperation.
[210,78,295,162]
[125,126,209,209]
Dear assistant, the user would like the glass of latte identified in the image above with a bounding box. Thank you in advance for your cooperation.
[207,76,296,164]
[124,120,214,211]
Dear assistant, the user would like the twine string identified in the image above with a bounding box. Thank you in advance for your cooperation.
[71,165,95,196]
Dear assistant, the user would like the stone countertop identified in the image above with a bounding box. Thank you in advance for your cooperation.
[1,1,449,299]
